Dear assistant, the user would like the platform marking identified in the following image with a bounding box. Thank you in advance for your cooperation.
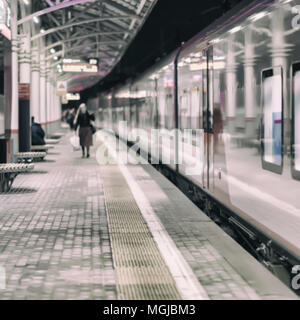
[100,135,209,300]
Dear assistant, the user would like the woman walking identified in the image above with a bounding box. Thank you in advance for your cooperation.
[74,103,95,158]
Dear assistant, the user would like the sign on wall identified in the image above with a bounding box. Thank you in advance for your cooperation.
[57,81,67,96]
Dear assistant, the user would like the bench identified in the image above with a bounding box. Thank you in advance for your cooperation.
[31,145,54,153]
[15,152,47,163]
[0,163,34,192]
[49,132,64,139]
[45,138,60,145]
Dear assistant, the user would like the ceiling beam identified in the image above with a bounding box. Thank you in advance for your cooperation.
[18,0,98,25]
[46,40,124,60]
[31,15,139,41]
[44,31,125,52]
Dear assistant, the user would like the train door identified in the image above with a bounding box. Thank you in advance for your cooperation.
[203,47,214,191]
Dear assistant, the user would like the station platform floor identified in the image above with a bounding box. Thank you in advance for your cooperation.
[0,126,298,300]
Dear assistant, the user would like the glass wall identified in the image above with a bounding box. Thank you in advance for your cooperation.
[262,68,283,170]
[293,63,300,176]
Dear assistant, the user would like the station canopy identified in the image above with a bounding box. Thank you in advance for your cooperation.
[20,0,157,92]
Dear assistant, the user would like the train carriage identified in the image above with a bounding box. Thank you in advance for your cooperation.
[92,0,300,273]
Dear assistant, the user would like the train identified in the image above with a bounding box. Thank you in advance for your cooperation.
[88,0,300,282]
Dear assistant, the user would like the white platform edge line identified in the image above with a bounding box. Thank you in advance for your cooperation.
[100,136,209,300]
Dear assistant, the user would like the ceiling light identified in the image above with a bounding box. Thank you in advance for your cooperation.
[33,17,39,24]
[50,48,55,54]
[249,12,268,22]
[40,29,45,34]
[229,26,243,34]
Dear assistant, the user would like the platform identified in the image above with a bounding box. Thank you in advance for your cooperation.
[0,130,297,300]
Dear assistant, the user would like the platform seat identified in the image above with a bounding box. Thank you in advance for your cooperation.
[15,152,47,163]
[31,144,54,153]
[0,163,34,192]
[49,132,64,139]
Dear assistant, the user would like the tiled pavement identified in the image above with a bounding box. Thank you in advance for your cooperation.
[0,129,297,300]
[127,164,298,300]
[0,130,116,300]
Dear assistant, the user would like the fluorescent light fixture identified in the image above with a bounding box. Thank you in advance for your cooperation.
[229,26,243,34]
[33,17,39,24]
[249,11,268,22]
[212,38,221,44]
[63,58,81,64]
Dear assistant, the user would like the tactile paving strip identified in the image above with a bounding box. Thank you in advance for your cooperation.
[100,165,181,300]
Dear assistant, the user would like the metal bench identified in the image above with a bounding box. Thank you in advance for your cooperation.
[15,152,47,163]
[0,163,34,192]
[31,144,54,153]
[45,138,60,145]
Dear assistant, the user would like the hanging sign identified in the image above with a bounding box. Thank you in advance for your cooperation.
[57,81,67,96]
[66,93,80,101]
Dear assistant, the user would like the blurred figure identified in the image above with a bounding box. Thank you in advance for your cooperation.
[66,108,75,131]
[31,117,46,146]
[74,103,95,158]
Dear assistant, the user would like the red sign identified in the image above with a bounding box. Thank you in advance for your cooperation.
[18,83,30,100]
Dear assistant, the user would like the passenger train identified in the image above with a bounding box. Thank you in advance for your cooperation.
[88,0,300,283]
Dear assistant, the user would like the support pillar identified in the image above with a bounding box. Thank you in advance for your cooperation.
[226,37,237,134]
[31,46,40,122]
[39,46,47,129]
[244,29,257,138]
[271,10,293,151]
[18,33,31,152]
[7,0,19,155]
[46,62,51,135]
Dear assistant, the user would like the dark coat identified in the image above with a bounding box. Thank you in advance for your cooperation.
[74,111,95,130]
[32,123,46,145]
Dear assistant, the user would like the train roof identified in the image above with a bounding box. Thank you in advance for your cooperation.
[103,0,274,94]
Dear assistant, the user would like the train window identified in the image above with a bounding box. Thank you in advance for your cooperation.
[261,67,283,174]
[292,62,300,180]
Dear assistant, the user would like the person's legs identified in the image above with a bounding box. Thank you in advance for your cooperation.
[86,146,90,158]
[81,146,85,158]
